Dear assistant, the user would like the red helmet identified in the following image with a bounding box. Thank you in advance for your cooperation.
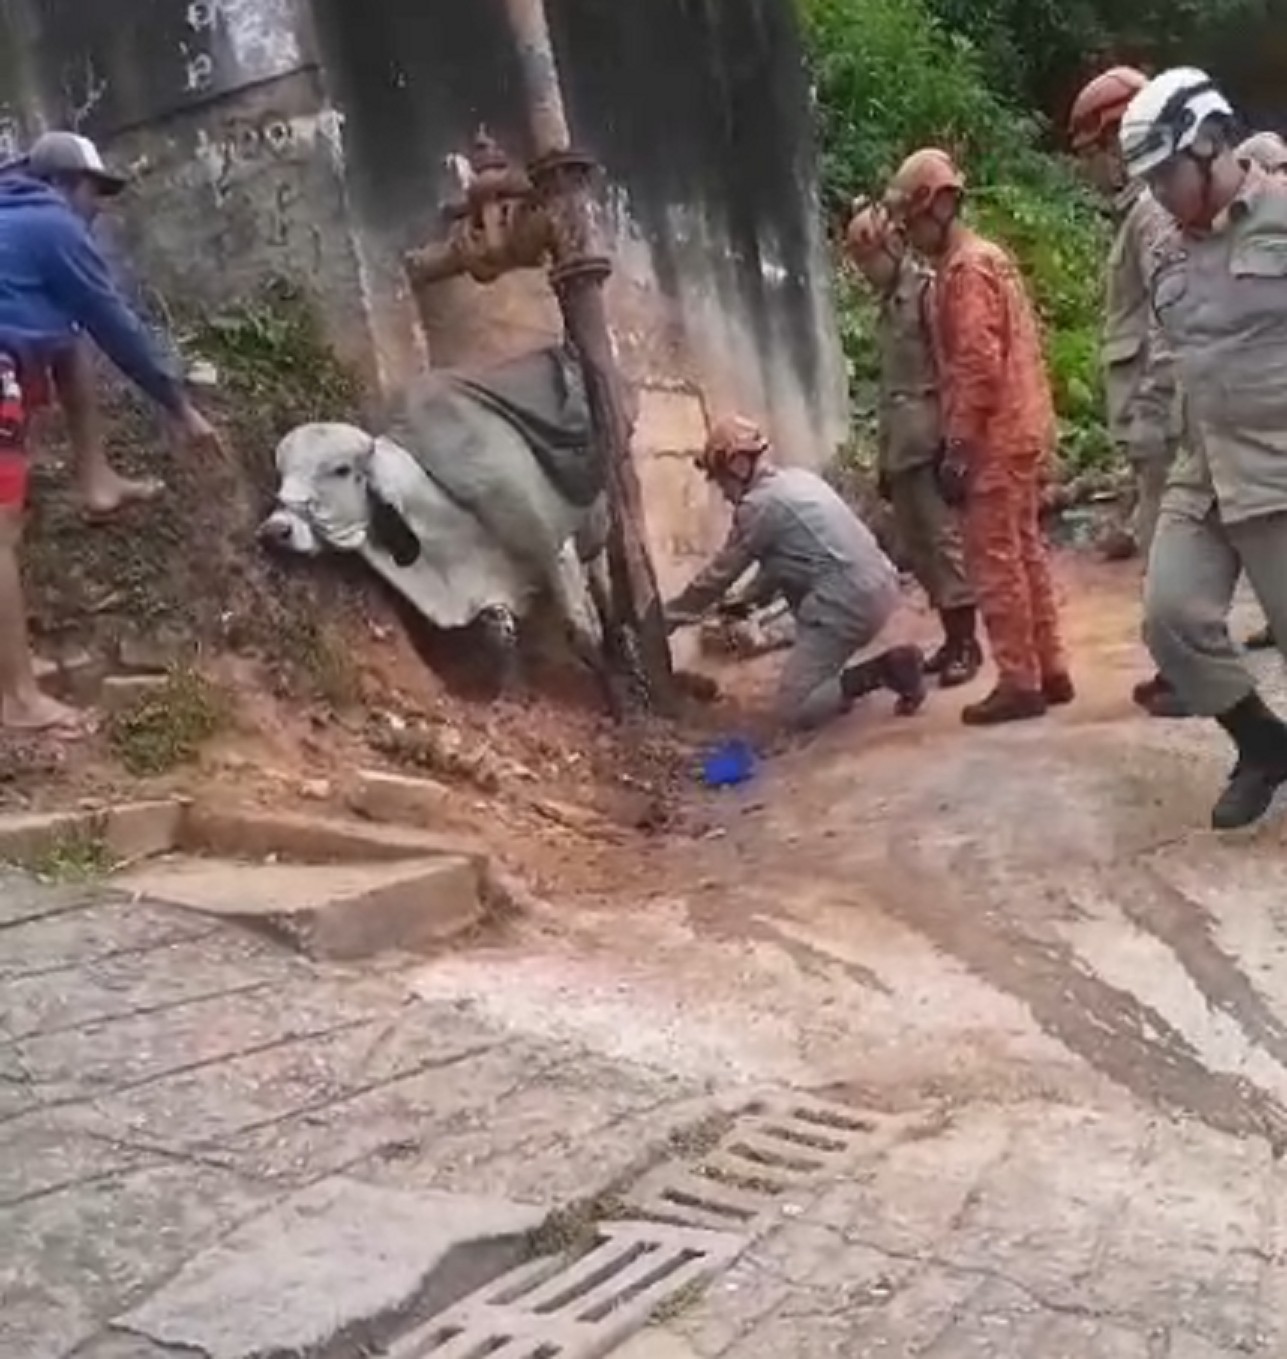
[1069,67,1148,152]
[697,416,769,477]
[885,149,965,223]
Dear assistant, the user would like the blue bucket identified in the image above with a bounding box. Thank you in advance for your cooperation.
[700,738,757,789]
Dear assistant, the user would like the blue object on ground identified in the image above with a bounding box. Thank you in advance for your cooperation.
[700,738,757,788]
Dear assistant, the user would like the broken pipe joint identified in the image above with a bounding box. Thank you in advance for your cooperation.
[405,130,553,287]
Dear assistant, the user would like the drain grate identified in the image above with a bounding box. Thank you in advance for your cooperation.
[387,1222,745,1359]
[628,1094,900,1231]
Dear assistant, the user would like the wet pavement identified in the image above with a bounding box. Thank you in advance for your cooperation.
[6,579,1287,1357]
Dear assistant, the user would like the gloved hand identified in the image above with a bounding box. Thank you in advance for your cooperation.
[718,598,754,622]
[935,441,972,508]
[664,605,701,634]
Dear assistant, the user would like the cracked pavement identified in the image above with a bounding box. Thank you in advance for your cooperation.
[9,579,1287,1357]
[0,872,712,1359]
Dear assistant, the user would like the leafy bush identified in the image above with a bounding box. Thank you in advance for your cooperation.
[800,0,1114,474]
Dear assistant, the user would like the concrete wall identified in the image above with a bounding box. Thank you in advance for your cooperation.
[0,0,848,608]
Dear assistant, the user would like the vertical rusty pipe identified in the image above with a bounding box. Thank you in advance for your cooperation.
[501,0,674,707]
[502,0,572,158]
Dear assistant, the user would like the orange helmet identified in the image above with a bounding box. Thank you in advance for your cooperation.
[1068,66,1148,151]
[844,197,897,261]
[885,149,965,222]
[697,416,769,477]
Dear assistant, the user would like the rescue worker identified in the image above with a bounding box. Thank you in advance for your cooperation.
[664,416,925,734]
[885,149,1073,725]
[1234,130,1287,654]
[0,131,222,735]
[1069,67,1189,720]
[844,197,981,688]
[1122,69,1287,828]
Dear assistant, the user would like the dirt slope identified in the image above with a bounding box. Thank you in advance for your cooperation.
[3,290,712,893]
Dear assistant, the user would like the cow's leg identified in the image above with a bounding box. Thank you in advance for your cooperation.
[478,605,522,694]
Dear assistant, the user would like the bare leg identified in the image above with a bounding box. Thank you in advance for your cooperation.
[52,341,163,517]
[0,508,84,732]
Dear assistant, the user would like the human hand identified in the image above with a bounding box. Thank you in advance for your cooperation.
[935,442,971,508]
[718,598,754,622]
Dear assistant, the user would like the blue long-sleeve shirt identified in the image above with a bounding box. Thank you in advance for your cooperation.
[0,173,184,413]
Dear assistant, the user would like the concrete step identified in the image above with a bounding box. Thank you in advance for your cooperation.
[114,852,483,959]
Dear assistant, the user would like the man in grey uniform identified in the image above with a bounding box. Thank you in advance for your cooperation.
[1069,67,1188,718]
[1123,68,1287,828]
[665,416,925,733]
[1235,130,1287,654]
[844,198,981,688]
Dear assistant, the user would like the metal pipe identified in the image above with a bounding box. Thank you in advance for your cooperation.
[502,0,572,158]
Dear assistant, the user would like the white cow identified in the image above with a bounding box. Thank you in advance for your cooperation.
[258,350,621,698]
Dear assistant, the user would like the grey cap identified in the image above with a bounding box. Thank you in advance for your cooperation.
[24,131,128,195]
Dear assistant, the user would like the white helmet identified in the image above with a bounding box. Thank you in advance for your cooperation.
[1119,67,1235,180]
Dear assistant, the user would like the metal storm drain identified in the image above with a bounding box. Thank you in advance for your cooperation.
[386,1221,745,1359]
[627,1093,901,1232]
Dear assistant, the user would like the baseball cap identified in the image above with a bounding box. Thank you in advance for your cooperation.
[24,131,129,196]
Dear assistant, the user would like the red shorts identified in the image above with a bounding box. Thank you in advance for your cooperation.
[0,353,48,511]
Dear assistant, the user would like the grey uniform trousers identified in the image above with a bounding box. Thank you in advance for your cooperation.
[888,465,975,611]
[1145,506,1287,716]
[775,577,900,731]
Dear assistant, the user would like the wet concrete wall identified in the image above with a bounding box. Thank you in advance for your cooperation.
[0,0,847,601]
[307,0,848,464]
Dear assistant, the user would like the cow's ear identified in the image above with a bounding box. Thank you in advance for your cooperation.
[366,483,421,568]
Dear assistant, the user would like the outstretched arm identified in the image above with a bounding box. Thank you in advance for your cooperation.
[666,498,773,625]
[38,214,186,415]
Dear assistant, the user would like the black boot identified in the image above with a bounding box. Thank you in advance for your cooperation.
[1132,672,1191,719]
[841,646,926,717]
[878,644,928,716]
[1211,692,1287,831]
[962,683,1048,726]
[927,607,983,690]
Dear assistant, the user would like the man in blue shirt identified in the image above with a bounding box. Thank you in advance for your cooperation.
[0,131,223,735]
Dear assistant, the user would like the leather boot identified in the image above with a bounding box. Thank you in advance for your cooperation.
[839,658,882,708]
[1132,673,1191,719]
[927,607,983,690]
[961,683,1047,727]
[1042,673,1076,707]
[877,644,928,716]
[841,646,926,717]
[1211,692,1287,830]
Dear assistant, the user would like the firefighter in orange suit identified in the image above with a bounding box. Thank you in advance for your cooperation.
[885,148,1073,725]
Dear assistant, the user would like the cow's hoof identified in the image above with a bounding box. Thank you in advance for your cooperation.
[478,606,522,696]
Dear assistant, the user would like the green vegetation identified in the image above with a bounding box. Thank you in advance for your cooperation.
[106,667,229,777]
[800,0,1113,474]
[20,827,116,884]
[190,277,363,434]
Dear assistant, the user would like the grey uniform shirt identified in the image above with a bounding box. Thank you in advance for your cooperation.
[876,259,942,475]
[1103,183,1182,452]
[668,465,898,632]
[1135,168,1287,524]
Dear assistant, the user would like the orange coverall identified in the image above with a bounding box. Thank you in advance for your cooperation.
[933,232,1067,693]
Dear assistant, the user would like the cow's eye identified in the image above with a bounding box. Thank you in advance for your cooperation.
[332,464,353,480]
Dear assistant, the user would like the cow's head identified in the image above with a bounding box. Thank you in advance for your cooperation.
[258,423,420,567]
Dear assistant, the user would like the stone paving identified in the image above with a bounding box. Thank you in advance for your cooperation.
[0,870,716,1359]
